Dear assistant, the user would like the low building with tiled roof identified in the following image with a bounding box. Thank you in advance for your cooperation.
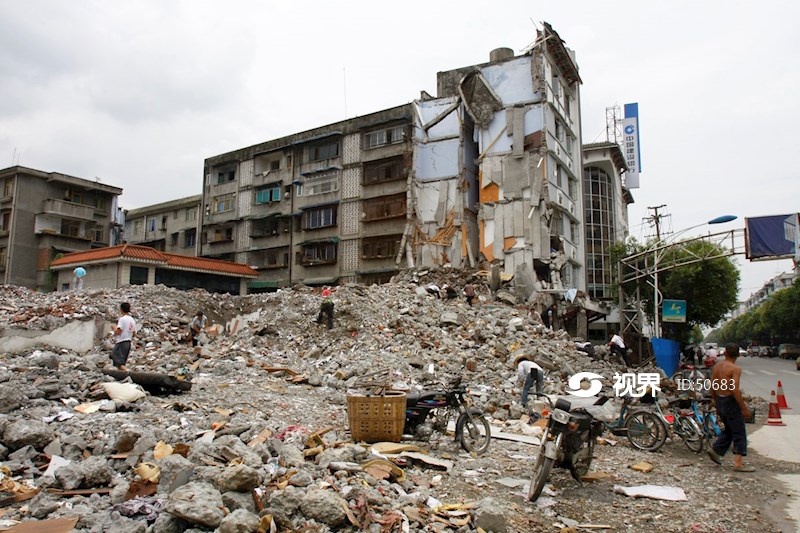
[50,244,258,295]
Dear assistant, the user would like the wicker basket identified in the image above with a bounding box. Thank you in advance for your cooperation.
[347,390,407,443]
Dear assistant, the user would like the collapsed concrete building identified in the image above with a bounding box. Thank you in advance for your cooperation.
[201,24,590,325]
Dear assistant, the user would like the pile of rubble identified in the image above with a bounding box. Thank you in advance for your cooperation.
[0,274,789,532]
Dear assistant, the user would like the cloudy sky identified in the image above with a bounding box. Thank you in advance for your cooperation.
[1,1,797,299]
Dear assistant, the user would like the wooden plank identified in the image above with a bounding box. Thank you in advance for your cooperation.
[47,488,112,496]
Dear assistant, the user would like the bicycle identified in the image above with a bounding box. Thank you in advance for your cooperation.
[691,396,722,443]
[649,396,705,453]
[606,394,667,452]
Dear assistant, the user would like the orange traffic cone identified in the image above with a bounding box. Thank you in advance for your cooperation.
[777,380,791,410]
[767,390,786,426]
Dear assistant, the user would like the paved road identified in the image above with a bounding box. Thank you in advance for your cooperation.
[739,355,800,407]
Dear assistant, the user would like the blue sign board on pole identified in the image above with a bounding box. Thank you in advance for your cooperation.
[662,299,687,323]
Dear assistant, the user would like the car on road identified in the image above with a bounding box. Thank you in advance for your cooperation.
[779,344,800,360]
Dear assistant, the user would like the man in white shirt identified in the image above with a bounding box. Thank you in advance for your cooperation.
[608,331,630,367]
[111,302,136,372]
[517,359,545,408]
[189,310,207,347]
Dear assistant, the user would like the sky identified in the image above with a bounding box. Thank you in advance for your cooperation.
[1,0,797,300]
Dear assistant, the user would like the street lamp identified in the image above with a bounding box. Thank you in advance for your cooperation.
[652,215,738,339]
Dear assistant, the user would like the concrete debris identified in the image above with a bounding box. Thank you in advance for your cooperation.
[0,279,787,531]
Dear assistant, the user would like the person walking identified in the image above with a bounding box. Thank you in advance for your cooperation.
[517,358,545,409]
[316,288,334,329]
[189,310,207,347]
[464,283,476,306]
[608,330,630,367]
[707,343,754,472]
[111,302,136,372]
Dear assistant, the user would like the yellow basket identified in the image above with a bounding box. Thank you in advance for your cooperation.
[347,391,407,443]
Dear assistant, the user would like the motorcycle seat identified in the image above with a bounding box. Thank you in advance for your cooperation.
[406,392,420,403]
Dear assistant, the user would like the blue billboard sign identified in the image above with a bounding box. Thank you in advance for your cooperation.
[662,299,687,323]
[745,214,800,261]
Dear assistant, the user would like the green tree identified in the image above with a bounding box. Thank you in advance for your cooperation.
[619,238,740,345]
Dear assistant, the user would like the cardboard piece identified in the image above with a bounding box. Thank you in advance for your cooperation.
[613,484,687,501]
[0,517,78,533]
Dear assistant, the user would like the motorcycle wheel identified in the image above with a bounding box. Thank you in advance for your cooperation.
[624,410,667,452]
[456,412,491,454]
[677,416,705,453]
[527,430,555,502]
[571,435,594,479]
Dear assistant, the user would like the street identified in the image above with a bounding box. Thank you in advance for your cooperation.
[739,355,800,408]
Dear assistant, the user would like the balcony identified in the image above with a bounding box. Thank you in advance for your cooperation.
[42,199,95,221]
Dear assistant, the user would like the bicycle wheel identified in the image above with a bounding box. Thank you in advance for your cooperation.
[677,416,704,453]
[624,409,667,452]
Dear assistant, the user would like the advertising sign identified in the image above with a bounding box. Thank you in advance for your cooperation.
[745,214,800,261]
[662,299,687,323]
[622,103,641,189]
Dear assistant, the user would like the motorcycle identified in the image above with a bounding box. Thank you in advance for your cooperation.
[527,394,607,501]
[403,377,491,454]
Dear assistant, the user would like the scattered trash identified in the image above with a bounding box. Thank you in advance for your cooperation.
[613,485,688,501]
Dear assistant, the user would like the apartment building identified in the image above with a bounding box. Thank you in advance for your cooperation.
[201,23,589,302]
[0,166,123,291]
[202,105,412,289]
[582,142,634,340]
[124,195,201,255]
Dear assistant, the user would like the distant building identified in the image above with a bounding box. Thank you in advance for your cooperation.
[200,23,586,307]
[124,195,201,255]
[741,270,797,314]
[0,166,123,291]
[50,244,257,295]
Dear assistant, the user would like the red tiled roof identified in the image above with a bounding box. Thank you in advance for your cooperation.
[50,244,257,277]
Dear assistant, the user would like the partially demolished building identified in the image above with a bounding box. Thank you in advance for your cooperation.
[201,24,588,307]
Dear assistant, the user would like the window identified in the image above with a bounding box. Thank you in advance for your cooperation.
[555,120,565,144]
[364,126,405,149]
[299,242,337,265]
[362,234,402,259]
[61,220,82,237]
[363,193,406,221]
[211,228,233,242]
[554,164,563,188]
[3,179,11,197]
[134,220,143,235]
[262,248,289,268]
[296,171,339,197]
[363,156,405,185]
[302,205,337,230]
[0,248,6,268]
[147,218,156,232]
[185,229,196,248]
[171,233,179,246]
[94,225,104,242]
[270,160,280,171]
[1,211,10,232]
[255,185,282,204]
[308,142,339,162]
[550,210,563,238]
[213,193,236,213]
[185,207,197,222]
[253,216,291,237]
[568,177,577,199]
[217,170,235,184]
[173,210,178,220]
[583,166,616,299]
[69,191,82,204]
[570,221,580,245]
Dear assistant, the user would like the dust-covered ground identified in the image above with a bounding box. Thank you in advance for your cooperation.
[0,275,794,532]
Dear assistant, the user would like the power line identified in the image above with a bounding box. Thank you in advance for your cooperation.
[644,204,669,240]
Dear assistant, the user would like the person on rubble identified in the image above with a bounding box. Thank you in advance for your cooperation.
[189,310,207,347]
[464,282,476,306]
[425,284,442,298]
[111,302,136,372]
[517,358,545,410]
[315,287,335,329]
[529,304,542,324]
[442,284,458,299]
[608,330,631,367]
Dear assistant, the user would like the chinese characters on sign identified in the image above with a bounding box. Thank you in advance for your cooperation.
[622,102,641,189]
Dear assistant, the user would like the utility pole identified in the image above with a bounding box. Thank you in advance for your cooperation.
[645,204,668,240]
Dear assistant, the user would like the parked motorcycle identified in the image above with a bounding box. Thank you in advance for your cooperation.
[527,394,607,501]
[403,377,491,454]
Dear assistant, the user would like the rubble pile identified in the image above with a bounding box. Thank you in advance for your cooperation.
[0,278,792,532]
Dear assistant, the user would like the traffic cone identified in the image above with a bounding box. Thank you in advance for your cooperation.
[776,380,791,410]
[767,390,786,426]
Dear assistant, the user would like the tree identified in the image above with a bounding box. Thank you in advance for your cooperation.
[619,238,740,345]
